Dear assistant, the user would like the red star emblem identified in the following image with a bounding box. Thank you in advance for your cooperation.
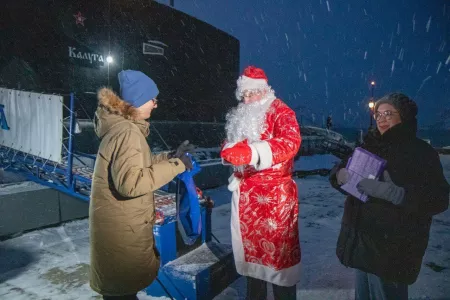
[73,12,86,26]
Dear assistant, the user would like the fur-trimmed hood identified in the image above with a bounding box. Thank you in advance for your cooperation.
[94,88,149,139]
[97,87,140,119]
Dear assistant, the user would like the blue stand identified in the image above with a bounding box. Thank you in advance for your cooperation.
[147,207,239,300]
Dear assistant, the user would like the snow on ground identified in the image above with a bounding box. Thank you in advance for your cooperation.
[1,155,450,300]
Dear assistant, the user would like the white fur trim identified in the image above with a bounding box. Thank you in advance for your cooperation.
[227,174,241,192]
[237,75,268,91]
[236,75,270,100]
[252,141,273,170]
[248,144,259,166]
[230,186,301,286]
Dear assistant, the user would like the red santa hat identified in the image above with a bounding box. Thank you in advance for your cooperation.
[236,66,271,100]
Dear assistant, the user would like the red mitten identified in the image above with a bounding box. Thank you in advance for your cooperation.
[220,141,253,166]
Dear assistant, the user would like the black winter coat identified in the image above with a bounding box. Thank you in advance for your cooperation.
[330,121,449,284]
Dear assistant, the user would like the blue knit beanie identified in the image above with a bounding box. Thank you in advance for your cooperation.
[118,70,159,108]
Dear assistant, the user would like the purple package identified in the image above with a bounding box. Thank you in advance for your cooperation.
[341,147,387,202]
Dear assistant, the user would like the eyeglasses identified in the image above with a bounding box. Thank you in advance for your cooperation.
[374,110,399,121]
[241,90,262,98]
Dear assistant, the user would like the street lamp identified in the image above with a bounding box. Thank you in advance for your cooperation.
[369,81,376,128]
[370,81,375,97]
[368,100,375,128]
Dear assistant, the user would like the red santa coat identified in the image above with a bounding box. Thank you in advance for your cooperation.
[227,98,302,287]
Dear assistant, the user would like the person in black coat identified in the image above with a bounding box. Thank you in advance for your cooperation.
[329,93,449,300]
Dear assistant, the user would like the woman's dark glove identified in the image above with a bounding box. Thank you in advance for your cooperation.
[179,153,193,170]
[356,171,405,205]
[169,140,196,159]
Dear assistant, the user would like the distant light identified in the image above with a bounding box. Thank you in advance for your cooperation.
[371,81,376,86]
[368,101,375,109]
[106,56,113,64]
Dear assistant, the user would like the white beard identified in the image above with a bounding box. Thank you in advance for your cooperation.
[225,92,276,143]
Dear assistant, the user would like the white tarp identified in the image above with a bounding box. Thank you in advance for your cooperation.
[0,88,63,163]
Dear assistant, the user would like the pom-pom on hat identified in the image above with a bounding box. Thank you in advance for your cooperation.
[236,66,271,100]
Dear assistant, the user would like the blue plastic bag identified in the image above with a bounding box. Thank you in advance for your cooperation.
[176,154,202,245]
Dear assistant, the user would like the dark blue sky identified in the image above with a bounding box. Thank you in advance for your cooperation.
[156,0,449,129]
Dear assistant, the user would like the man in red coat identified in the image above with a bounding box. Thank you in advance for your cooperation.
[220,66,302,300]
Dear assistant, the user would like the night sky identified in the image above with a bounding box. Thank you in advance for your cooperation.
[156,0,449,129]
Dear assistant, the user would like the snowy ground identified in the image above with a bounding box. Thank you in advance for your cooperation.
[1,155,449,300]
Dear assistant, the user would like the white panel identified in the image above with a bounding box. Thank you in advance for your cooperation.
[0,88,63,163]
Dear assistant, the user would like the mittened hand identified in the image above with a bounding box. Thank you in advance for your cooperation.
[356,171,405,205]
[170,140,196,159]
[179,153,193,170]
[356,178,380,196]
[336,168,350,185]
[220,141,253,166]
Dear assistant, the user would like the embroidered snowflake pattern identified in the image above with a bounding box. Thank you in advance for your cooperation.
[243,239,257,253]
[255,193,273,205]
[262,218,278,232]
[237,154,248,164]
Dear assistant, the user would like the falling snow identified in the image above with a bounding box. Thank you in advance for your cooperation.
[398,48,404,61]
[439,40,446,52]
[417,76,432,95]
[437,61,442,74]
[426,16,432,32]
